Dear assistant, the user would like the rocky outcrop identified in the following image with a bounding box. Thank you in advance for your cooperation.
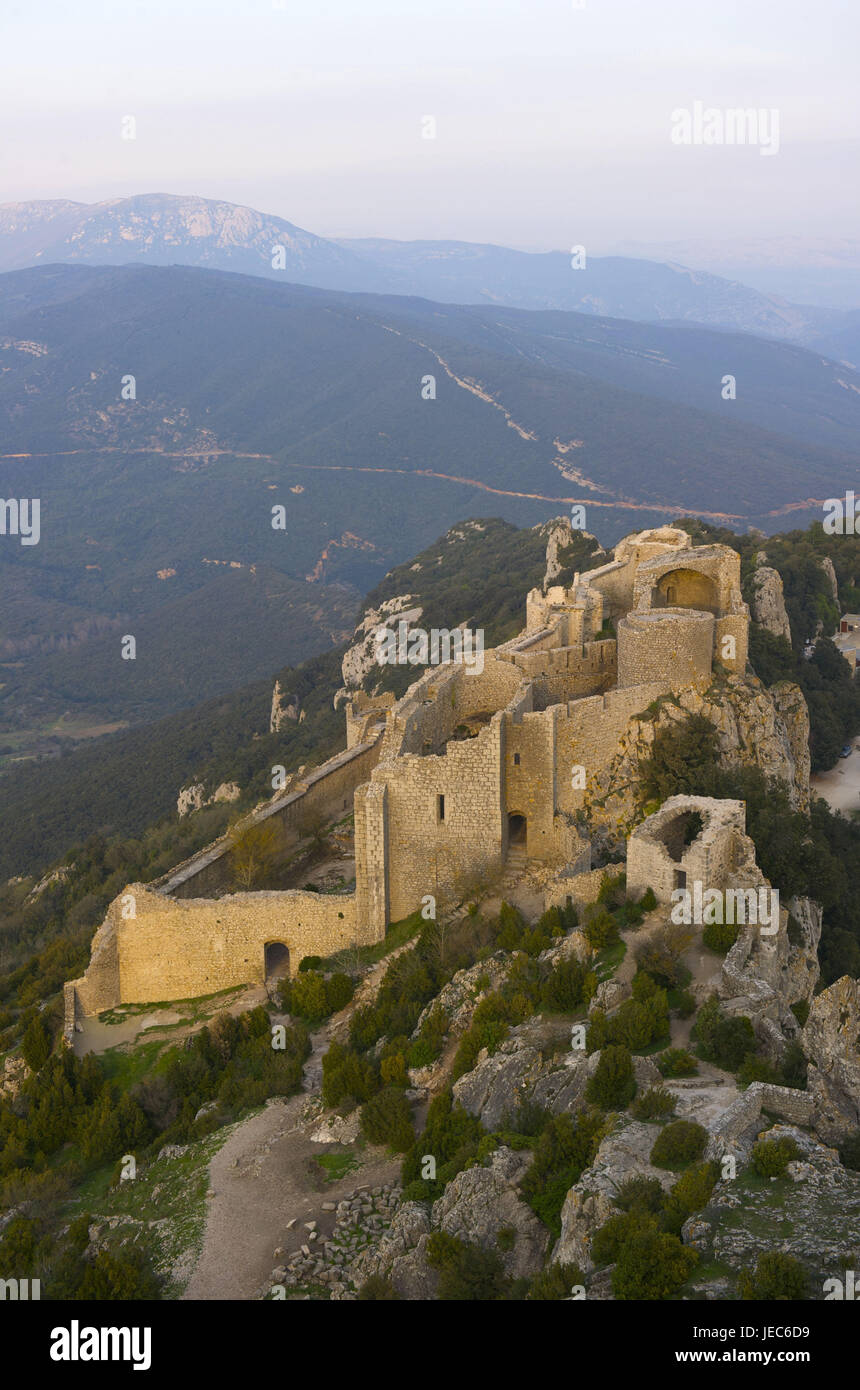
[338,595,423,696]
[818,556,839,606]
[433,1147,549,1280]
[177,783,206,817]
[348,1200,436,1300]
[176,780,240,817]
[751,565,792,642]
[270,681,300,733]
[586,674,811,845]
[553,1118,678,1271]
[702,1125,860,1291]
[802,976,860,1144]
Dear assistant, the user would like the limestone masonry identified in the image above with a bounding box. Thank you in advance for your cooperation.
[67,524,767,1029]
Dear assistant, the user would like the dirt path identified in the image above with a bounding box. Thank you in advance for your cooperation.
[181,937,419,1301]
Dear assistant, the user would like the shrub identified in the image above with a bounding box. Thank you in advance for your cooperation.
[298,955,323,973]
[401,1089,485,1200]
[660,1160,719,1235]
[650,1120,708,1171]
[528,1261,585,1300]
[697,1000,756,1072]
[426,1231,510,1300]
[540,957,590,1014]
[640,888,658,912]
[703,920,739,954]
[790,999,810,1027]
[838,1130,860,1172]
[738,1251,807,1300]
[583,909,618,952]
[21,1015,52,1071]
[451,992,513,1080]
[360,1086,415,1152]
[614,1176,666,1214]
[321,1041,379,1108]
[520,1109,607,1237]
[612,1229,698,1300]
[632,1087,676,1123]
[592,1209,657,1265]
[357,1275,399,1300]
[673,989,696,1019]
[325,972,355,1014]
[750,1135,800,1179]
[586,1044,636,1110]
[657,1048,698,1078]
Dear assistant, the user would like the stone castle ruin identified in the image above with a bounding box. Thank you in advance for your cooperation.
[66,525,763,1032]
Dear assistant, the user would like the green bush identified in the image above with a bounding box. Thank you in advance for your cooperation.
[520,1109,607,1237]
[790,999,810,1027]
[357,1274,399,1300]
[657,1048,698,1078]
[631,1087,676,1122]
[592,1209,657,1265]
[401,1089,485,1200]
[451,992,514,1080]
[21,1015,52,1071]
[360,1086,415,1152]
[528,1261,585,1300]
[650,1120,708,1171]
[750,1135,800,1179]
[703,919,739,954]
[612,1229,698,1300]
[426,1231,510,1301]
[614,1176,666,1214]
[838,1130,860,1172]
[660,1161,719,1235]
[585,1044,636,1110]
[321,1041,380,1108]
[640,888,658,913]
[738,1251,807,1300]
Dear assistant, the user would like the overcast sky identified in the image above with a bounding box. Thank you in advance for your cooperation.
[1,0,857,251]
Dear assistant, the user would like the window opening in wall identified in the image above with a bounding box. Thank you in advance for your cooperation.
[437,794,445,822]
[674,869,686,891]
[513,753,520,765]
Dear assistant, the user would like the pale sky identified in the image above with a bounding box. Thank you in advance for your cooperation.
[1,0,857,250]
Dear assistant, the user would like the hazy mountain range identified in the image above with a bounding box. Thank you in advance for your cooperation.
[1,193,858,363]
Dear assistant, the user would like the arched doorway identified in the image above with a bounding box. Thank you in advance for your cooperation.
[507,813,527,847]
[264,941,291,982]
[651,568,720,615]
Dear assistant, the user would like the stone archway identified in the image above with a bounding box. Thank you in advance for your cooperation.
[264,941,291,982]
[650,567,720,616]
[507,813,527,847]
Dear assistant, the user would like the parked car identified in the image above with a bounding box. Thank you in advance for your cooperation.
[840,744,853,758]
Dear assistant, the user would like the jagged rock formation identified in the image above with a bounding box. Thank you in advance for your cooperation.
[176,780,241,817]
[802,976,860,1143]
[751,563,792,642]
[270,680,301,733]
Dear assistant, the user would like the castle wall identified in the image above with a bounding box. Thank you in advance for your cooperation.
[617,609,714,690]
[159,737,382,899]
[552,681,669,814]
[68,883,368,1016]
[512,638,617,706]
[380,714,505,919]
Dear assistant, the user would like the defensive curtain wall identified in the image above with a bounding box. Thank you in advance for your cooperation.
[66,527,753,1030]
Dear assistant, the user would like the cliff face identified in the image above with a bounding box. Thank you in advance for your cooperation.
[583,673,811,845]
